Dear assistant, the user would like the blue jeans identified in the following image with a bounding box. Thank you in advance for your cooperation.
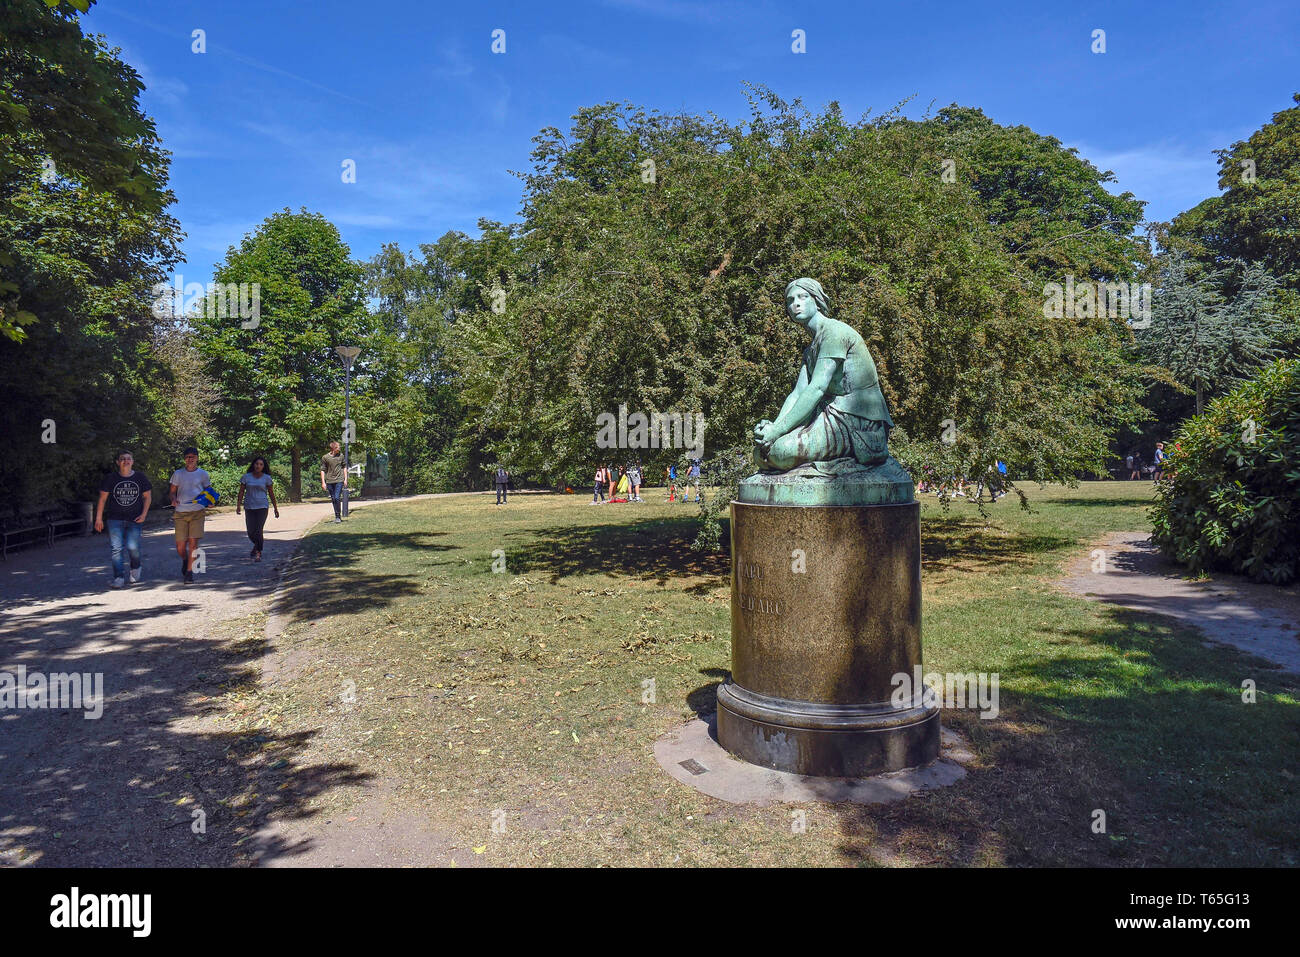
[107,519,142,579]
[327,481,343,517]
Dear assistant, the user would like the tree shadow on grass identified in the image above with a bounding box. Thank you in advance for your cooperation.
[922,520,1077,575]
[824,607,1300,867]
[275,529,455,623]
[506,517,730,593]
[1047,497,1155,509]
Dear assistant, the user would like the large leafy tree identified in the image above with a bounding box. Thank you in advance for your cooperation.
[906,105,1149,283]
[441,91,1150,493]
[1169,93,1300,339]
[191,209,391,500]
[0,0,182,511]
[364,236,485,492]
[1,0,170,340]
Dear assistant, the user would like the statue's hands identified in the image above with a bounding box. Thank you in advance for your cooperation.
[754,419,777,449]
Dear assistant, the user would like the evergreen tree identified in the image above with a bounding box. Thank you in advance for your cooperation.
[1138,251,1283,414]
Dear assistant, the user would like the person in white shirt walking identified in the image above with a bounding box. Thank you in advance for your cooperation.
[169,447,210,584]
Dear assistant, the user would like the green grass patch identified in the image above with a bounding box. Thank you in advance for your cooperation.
[257,483,1298,866]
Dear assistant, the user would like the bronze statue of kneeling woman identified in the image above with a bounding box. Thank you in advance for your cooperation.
[754,277,894,473]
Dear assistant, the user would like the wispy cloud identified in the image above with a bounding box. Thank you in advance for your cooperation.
[1071,140,1223,221]
[598,0,759,25]
[434,41,475,79]
[96,6,372,108]
[539,33,631,70]
[235,120,499,220]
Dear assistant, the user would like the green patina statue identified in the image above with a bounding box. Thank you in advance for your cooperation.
[740,277,913,506]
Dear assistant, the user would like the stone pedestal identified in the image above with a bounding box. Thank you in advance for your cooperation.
[717,491,940,776]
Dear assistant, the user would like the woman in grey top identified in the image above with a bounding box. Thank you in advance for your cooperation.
[236,456,279,561]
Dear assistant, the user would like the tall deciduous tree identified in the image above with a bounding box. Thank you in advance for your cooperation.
[191,209,379,500]
[0,0,182,511]
[1,0,170,340]
[364,237,480,492]
[441,91,1150,492]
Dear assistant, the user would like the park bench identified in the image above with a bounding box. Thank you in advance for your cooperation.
[1,513,50,559]
[44,507,87,543]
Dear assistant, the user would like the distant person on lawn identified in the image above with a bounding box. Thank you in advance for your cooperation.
[683,458,701,502]
[629,462,643,502]
[1152,442,1167,481]
[94,451,152,588]
[169,447,210,584]
[320,441,346,523]
[236,456,279,562]
[592,465,606,504]
[495,465,510,505]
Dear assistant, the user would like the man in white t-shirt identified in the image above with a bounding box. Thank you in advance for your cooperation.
[169,447,211,584]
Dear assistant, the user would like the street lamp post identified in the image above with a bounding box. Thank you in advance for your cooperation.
[335,345,360,518]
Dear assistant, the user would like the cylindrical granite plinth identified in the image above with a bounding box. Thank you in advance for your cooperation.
[717,500,940,776]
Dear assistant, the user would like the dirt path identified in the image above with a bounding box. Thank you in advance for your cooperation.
[1057,531,1300,674]
[0,493,453,867]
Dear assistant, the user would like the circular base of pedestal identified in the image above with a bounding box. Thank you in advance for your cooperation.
[716,681,940,776]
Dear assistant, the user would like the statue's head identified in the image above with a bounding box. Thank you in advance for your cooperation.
[785,277,828,326]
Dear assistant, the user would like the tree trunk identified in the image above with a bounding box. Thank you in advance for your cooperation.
[1195,379,1204,416]
[291,446,302,502]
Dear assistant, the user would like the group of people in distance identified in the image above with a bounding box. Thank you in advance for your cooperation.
[916,460,1007,500]
[92,441,348,588]
[592,462,642,503]
[1125,442,1169,481]
[590,459,702,505]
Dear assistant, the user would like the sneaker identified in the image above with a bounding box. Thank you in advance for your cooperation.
[111,576,125,589]
[254,552,262,562]
[129,566,142,584]
[333,517,342,524]
[184,570,194,584]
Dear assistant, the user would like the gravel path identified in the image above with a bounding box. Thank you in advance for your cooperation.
[0,494,449,867]
[1057,531,1300,674]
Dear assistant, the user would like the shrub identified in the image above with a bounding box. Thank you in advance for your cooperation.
[692,445,754,552]
[1150,359,1300,583]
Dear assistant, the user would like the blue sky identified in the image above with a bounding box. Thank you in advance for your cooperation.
[85,0,1300,284]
